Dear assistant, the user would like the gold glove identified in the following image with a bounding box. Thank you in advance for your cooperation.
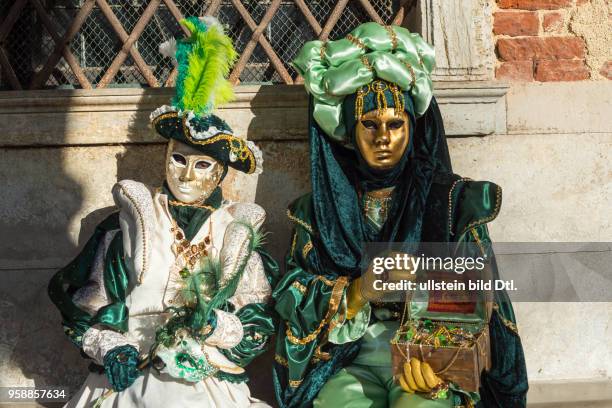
[398,358,444,394]
[345,277,367,320]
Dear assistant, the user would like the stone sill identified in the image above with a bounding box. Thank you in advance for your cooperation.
[1,378,610,408]
[528,378,612,407]
[0,81,508,147]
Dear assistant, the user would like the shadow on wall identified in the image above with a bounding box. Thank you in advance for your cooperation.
[245,87,311,405]
[0,85,311,406]
[0,89,87,401]
[0,88,168,405]
[119,105,167,188]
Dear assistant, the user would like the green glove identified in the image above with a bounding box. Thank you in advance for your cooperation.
[103,345,141,392]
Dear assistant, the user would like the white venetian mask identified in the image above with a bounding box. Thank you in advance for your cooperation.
[165,139,224,204]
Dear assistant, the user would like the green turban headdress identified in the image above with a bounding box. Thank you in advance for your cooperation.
[150,17,262,175]
[292,22,435,142]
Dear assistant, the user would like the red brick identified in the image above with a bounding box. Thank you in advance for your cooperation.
[535,59,590,81]
[600,61,612,80]
[494,11,539,36]
[496,61,534,80]
[543,12,564,33]
[498,0,519,8]
[498,0,572,9]
[497,37,586,61]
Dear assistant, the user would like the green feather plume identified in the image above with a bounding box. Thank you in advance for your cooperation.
[173,17,238,115]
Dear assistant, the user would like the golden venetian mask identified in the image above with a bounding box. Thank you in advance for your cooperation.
[165,139,224,204]
[355,107,410,171]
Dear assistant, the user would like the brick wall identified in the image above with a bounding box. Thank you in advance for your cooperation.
[494,0,612,81]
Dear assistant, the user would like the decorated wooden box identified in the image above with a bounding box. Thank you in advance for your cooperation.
[391,320,491,392]
[390,269,493,392]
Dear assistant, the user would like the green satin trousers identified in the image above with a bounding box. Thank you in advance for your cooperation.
[314,321,454,408]
[314,364,453,408]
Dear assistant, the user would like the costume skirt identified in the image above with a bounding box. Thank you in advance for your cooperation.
[65,368,270,408]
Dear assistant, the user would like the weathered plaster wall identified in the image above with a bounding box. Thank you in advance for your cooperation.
[0,80,610,406]
[449,82,612,398]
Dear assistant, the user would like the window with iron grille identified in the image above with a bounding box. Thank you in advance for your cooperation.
[0,0,413,90]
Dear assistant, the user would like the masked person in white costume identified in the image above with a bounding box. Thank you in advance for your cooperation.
[48,17,277,408]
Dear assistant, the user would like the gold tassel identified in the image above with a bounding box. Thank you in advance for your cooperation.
[389,83,404,116]
[372,80,388,116]
[355,84,369,120]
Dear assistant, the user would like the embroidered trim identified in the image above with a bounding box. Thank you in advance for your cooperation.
[492,303,519,335]
[290,231,298,258]
[226,202,266,229]
[224,223,253,286]
[286,209,313,234]
[150,104,179,121]
[302,240,313,259]
[285,320,324,346]
[275,354,289,367]
[151,111,180,125]
[168,199,217,212]
[289,379,303,388]
[361,55,374,72]
[247,139,264,174]
[115,183,149,284]
[291,281,307,295]
[346,34,366,50]
[185,111,229,139]
[470,227,487,259]
[459,184,502,236]
[400,59,417,88]
[183,115,257,174]
[285,277,348,345]
[154,111,258,174]
[310,345,331,364]
[320,41,327,61]
[312,275,335,286]
[447,177,472,236]
[385,25,398,50]
[82,327,139,366]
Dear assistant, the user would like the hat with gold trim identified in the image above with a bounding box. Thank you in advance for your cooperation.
[150,17,262,174]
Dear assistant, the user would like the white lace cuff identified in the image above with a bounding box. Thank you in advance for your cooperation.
[81,326,139,365]
[204,309,244,349]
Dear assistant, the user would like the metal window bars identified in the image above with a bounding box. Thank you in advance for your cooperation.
[0,0,415,90]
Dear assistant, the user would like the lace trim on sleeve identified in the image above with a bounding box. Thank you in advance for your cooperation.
[81,326,139,365]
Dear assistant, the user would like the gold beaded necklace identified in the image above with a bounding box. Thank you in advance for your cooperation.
[158,187,217,270]
[168,199,217,212]
[170,217,212,271]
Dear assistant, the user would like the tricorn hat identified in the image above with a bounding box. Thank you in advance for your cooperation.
[150,17,262,174]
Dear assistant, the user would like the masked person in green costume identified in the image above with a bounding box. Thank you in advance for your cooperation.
[272,22,528,408]
[48,17,276,407]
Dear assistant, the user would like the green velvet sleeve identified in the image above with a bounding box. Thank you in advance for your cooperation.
[273,244,349,383]
[48,213,131,347]
[273,196,352,393]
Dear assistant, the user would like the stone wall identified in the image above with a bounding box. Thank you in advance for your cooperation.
[0,82,509,405]
[494,0,612,81]
[0,79,610,406]
[0,2,611,403]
